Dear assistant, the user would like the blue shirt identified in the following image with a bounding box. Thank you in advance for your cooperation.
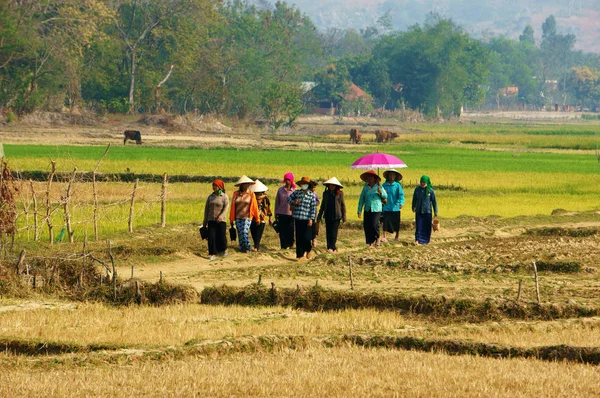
[287,189,317,220]
[382,181,404,212]
[412,186,438,215]
[358,183,388,213]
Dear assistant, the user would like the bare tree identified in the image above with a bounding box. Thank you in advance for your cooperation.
[111,0,198,111]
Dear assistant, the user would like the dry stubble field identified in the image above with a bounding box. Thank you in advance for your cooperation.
[1,114,600,397]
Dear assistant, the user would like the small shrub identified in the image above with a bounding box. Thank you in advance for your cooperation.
[6,111,17,123]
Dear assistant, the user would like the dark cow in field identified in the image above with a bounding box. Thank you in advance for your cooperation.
[349,128,361,144]
[375,130,399,143]
[123,130,142,145]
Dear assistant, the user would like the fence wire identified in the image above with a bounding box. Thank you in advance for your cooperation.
[14,172,172,242]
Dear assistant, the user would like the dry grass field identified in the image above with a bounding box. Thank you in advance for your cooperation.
[1,113,600,397]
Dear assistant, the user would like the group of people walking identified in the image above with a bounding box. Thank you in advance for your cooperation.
[202,171,438,260]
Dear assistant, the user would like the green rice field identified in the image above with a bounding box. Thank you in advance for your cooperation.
[4,127,600,240]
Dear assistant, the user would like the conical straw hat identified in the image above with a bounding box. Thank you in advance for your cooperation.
[323,177,343,188]
[234,175,255,186]
[383,169,403,181]
[250,179,268,192]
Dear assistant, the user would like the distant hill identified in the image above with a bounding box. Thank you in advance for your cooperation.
[263,0,600,52]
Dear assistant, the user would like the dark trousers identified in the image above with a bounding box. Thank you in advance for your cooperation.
[207,221,227,255]
[294,219,312,258]
[250,222,266,250]
[363,211,381,244]
[277,214,295,249]
[415,213,433,244]
[325,218,341,251]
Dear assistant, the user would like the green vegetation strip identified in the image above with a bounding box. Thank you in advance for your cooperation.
[3,334,599,366]
[201,284,599,322]
[0,337,125,356]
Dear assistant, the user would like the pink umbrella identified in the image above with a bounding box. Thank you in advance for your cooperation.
[351,153,408,172]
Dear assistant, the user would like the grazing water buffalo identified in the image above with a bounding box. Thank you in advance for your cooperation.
[349,128,361,144]
[123,130,142,145]
[375,130,399,143]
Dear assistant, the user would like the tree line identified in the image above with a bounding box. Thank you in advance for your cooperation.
[1,0,599,124]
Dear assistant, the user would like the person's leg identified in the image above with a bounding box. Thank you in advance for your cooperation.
[325,219,334,251]
[363,212,371,245]
[207,221,218,255]
[421,213,433,244]
[250,221,260,250]
[253,223,265,250]
[415,213,432,244]
[277,214,287,248]
[294,220,305,258]
[236,218,252,252]
[280,215,295,249]
[306,221,313,259]
[330,219,340,251]
[372,212,381,246]
[364,212,379,245]
[216,222,228,254]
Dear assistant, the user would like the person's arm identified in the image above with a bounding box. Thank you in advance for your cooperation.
[265,197,273,223]
[317,193,325,222]
[380,184,388,200]
[203,196,209,226]
[274,188,281,210]
[340,191,347,222]
[431,189,438,216]
[398,185,405,209]
[250,192,260,222]
[229,191,236,225]
[308,194,316,225]
[357,186,366,218]
[412,188,418,213]
[216,194,228,223]
[287,191,295,204]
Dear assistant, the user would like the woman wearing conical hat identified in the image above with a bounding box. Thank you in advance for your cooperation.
[412,175,438,245]
[249,179,272,252]
[381,169,405,243]
[317,177,346,253]
[357,170,387,248]
[229,175,260,253]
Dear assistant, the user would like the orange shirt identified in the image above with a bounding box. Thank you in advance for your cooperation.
[230,190,259,223]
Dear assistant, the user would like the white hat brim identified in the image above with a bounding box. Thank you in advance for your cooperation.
[323,177,343,188]
[250,179,268,192]
[234,175,255,186]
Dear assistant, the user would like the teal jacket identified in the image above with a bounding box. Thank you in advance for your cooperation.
[382,181,404,212]
[358,183,388,213]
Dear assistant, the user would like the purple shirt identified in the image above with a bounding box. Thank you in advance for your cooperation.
[275,186,295,215]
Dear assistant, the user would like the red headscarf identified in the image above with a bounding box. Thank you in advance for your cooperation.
[213,179,225,191]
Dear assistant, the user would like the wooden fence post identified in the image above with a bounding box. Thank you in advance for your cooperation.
[92,144,110,241]
[16,249,26,275]
[160,173,168,228]
[516,279,522,302]
[80,232,87,287]
[533,261,541,304]
[63,167,77,243]
[45,161,56,244]
[348,255,354,290]
[128,179,139,233]
[107,239,117,301]
[29,180,39,241]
